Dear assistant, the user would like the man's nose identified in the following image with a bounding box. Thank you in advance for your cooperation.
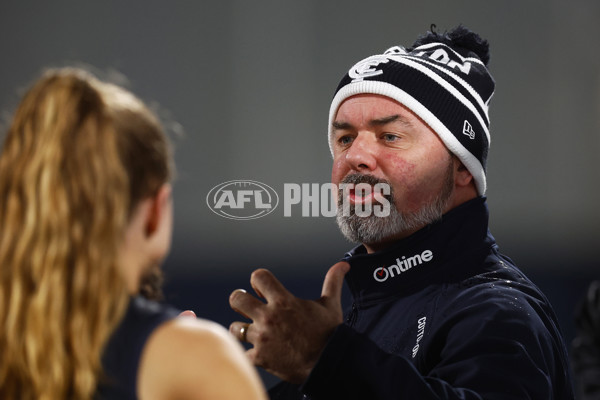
[345,134,378,172]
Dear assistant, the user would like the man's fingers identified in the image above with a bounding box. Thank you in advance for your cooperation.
[229,288,265,319]
[229,321,254,343]
[245,347,259,366]
[320,261,350,307]
[250,268,291,304]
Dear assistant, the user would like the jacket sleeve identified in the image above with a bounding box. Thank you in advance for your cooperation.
[298,298,571,400]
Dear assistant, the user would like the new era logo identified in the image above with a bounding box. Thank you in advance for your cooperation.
[463,120,475,139]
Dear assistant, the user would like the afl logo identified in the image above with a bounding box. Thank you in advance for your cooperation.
[349,55,390,82]
[206,180,279,220]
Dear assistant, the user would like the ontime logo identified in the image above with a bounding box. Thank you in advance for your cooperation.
[373,250,433,282]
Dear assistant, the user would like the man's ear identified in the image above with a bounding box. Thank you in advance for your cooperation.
[454,158,474,188]
[145,183,172,237]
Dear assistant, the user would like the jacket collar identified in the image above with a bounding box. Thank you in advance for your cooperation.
[343,197,495,304]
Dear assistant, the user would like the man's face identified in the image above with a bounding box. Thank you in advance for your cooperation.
[330,94,457,249]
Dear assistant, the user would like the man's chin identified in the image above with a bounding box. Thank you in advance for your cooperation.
[336,213,399,246]
[336,204,445,247]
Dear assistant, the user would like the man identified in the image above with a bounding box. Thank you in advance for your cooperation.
[229,25,575,399]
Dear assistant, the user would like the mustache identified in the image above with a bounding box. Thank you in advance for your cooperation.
[340,173,388,186]
[338,173,394,202]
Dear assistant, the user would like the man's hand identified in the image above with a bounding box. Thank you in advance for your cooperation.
[229,261,350,383]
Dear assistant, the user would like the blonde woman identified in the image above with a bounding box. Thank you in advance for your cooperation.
[0,68,267,400]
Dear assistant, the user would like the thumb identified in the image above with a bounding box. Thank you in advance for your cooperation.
[320,261,350,308]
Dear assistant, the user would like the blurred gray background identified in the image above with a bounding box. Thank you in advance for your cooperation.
[1,0,599,388]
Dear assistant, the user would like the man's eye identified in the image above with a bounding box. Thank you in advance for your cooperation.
[338,135,354,145]
[382,133,399,142]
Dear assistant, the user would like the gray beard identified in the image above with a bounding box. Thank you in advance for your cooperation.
[336,162,454,246]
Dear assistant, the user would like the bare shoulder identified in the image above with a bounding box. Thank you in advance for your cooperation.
[138,316,267,400]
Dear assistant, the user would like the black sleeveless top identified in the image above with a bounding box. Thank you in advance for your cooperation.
[95,296,179,399]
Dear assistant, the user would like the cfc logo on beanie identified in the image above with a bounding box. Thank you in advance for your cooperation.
[349,55,390,82]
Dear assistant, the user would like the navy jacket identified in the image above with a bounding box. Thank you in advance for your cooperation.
[270,197,574,399]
